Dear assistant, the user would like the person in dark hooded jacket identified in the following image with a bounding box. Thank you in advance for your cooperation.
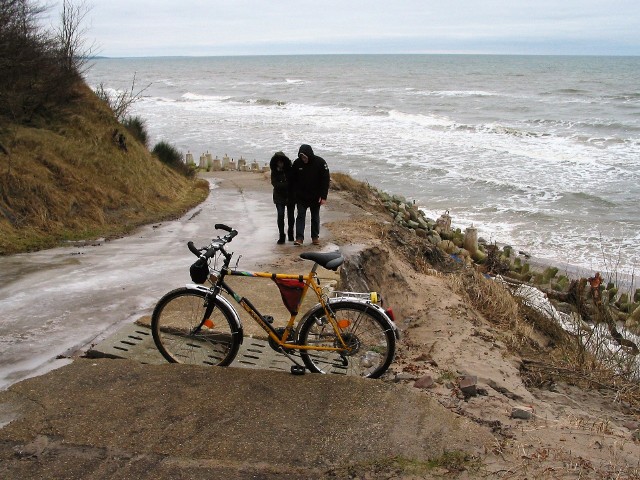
[290,144,330,246]
[270,151,296,244]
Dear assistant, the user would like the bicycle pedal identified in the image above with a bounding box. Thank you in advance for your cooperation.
[290,365,305,375]
[264,315,274,324]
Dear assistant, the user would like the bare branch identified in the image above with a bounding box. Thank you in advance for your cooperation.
[94,73,151,122]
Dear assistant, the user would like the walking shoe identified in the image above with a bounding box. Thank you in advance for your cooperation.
[288,233,295,242]
[294,238,303,246]
[277,236,285,245]
[312,238,320,245]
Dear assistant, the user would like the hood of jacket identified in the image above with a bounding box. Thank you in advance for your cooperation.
[270,151,291,170]
[298,144,314,159]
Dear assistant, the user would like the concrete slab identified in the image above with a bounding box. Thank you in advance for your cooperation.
[0,359,493,479]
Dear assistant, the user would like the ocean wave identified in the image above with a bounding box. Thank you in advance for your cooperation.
[285,78,305,84]
[143,96,177,104]
[572,120,640,131]
[387,110,454,128]
[565,191,617,207]
[448,174,562,203]
[602,92,640,101]
[243,98,287,106]
[411,89,496,97]
[468,123,550,138]
[181,92,231,102]
[572,135,630,148]
[531,118,635,129]
[542,88,590,96]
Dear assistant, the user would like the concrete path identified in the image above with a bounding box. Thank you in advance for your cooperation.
[0,171,343,390]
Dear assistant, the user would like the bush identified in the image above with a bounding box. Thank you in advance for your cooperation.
[123,116,148,148]
[152,141,195,178]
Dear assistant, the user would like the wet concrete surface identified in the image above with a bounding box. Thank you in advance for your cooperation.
[0,171,347,390]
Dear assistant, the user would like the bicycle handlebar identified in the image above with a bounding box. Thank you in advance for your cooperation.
[187,241,201,257]
[214,223,233,233]
[187,225,238,260]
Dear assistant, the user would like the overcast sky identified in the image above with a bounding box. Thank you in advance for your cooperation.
[49,0,640,57]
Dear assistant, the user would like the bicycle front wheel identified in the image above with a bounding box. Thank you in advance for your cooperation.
[151,287,241,366]
[297,300,396,378]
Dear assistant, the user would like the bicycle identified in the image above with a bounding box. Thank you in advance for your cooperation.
[151,224,399,378]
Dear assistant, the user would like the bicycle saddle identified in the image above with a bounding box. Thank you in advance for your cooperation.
[299,251,344,271]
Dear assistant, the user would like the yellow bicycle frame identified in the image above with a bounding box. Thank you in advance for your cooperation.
[220,268,351,352]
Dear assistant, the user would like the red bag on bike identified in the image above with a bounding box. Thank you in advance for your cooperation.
[273,278,305,314]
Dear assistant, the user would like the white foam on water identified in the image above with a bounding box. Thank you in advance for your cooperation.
[411,89,497,97]
[181,92,232,102]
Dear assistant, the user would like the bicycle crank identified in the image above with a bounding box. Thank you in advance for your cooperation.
[268,327,297,353]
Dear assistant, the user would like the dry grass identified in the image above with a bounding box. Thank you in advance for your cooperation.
[330,171,372,196]
[330,172,389,215]
[0,83,208,254]
[447,268,540,352]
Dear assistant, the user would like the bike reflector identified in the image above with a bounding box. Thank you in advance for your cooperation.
[385,308,395,322]
[203,319,214,328]
[337,319,350,329]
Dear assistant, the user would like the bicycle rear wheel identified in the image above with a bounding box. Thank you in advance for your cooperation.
[297,300,396,378]
[151,287,241,366]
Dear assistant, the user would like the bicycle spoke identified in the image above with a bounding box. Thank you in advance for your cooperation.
[152,288,240,366]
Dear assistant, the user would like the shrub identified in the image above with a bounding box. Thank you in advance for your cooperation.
[123,116,148,148]
[152,141,194,178]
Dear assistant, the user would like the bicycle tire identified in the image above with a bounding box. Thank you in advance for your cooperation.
[297,300,396,379]
[151,287,241,367]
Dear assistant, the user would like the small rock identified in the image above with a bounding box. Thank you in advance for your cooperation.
[623,421,640,431]
[511,405,534,420]
[394,372,418,382]
[459,375,478,397]
[414,375,434,389]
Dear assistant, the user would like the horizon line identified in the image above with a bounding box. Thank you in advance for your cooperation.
[91,52,640,60]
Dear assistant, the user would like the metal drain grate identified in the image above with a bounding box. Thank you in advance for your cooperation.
[88,324,296,371]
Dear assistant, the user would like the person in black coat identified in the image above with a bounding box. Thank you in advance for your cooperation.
[270,151,296,244]
[290,144,330,246]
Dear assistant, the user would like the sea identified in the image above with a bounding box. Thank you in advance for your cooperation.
[84,55,640,287]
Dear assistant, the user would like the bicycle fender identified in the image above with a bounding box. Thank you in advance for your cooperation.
[298,297,400,340]
[185,283,244,337]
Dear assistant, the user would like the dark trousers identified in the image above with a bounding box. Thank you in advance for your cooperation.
[295,201,320,240]
[276,201,295,237]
